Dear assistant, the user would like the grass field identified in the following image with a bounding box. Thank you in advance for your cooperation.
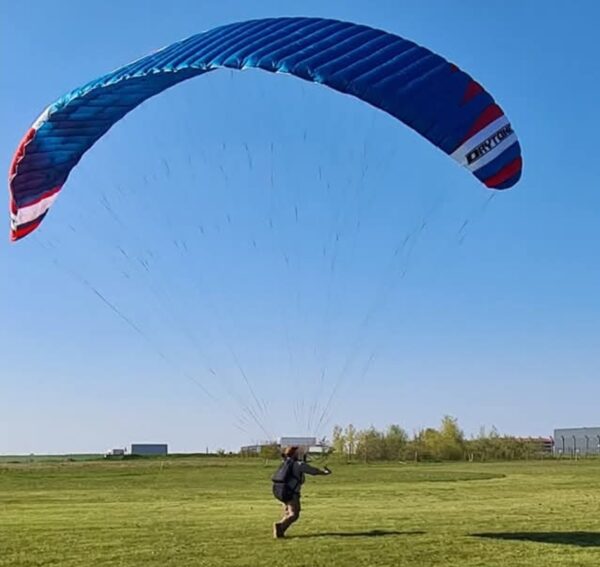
[1,456,598,566]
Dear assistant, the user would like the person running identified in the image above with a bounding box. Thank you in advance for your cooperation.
[272,446,331,538]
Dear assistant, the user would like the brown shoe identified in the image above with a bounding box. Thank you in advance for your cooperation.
[273,523,284,538]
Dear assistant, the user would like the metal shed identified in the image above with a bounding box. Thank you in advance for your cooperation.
[130,443,168,456]
[554,427,600,456]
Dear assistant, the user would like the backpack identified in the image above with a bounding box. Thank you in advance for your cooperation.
[271,457,295,503]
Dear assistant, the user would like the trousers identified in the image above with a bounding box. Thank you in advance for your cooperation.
[278,494,301,533]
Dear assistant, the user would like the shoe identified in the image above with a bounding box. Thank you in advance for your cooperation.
[273,523,284,538]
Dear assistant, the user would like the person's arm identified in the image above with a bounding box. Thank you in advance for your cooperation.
[297,461,331,475]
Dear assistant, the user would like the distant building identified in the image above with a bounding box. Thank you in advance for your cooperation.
[105,448,125,457]
[279,437,329,453]
[240,436,330,456]
[279,437,317,447]
[131,443,168,456]
[554,427,600,456]
[240,443,273,456]
[537,437,554,454]
[515,437,554,454]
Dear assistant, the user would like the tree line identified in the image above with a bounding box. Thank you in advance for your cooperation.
[329,416,551,462]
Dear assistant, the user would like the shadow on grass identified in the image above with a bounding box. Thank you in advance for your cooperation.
[472,532,600,548]
[293,529,425,539]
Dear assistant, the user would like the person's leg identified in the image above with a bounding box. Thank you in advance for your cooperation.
[273,502,289,538]
[278,496,301,535]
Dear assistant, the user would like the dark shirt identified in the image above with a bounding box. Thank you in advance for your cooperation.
[288,460,322,495]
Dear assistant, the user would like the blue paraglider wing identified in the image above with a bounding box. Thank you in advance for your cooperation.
[9,17,522,241]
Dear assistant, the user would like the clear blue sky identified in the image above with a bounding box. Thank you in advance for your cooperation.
[1,1,599,454]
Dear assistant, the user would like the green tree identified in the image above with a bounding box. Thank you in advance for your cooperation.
[412,427,442,461]
[438,416,465,460]
[332,425,346,457]
[356,427,386,463]
[384,424,408,460]
[259,443,281,460]
[345,424,357,460]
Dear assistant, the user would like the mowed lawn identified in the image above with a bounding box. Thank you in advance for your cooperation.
[0,457,598,566]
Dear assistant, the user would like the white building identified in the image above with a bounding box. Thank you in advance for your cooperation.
[279,436,329,454]
[105,448,125,457]
[279,436,317,447]
[240,436,330,456]
[240,443,273,456]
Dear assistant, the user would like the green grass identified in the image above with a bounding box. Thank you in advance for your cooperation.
[1,457,599,566]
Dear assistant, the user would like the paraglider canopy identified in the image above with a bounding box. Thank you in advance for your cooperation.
[8,17,522,241]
